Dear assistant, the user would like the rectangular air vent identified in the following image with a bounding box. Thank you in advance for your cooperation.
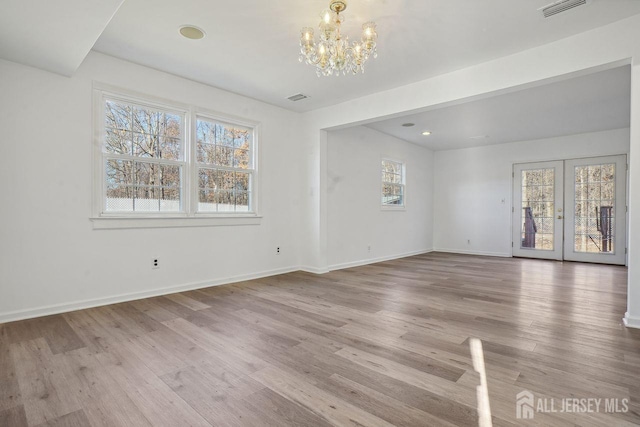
[540,0,588,18]
[287,93,309,102]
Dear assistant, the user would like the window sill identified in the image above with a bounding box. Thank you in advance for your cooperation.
[381,206,406,211]
[91,215,262,230]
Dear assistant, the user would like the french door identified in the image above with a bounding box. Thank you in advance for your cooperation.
[512,155,626,265]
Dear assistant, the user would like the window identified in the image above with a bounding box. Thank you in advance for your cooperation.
[196,118,254,213]
[95,88,257,220]
[103,98,185,213]
[381,159,405,207]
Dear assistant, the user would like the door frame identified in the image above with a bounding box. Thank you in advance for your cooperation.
[511,154,628,265]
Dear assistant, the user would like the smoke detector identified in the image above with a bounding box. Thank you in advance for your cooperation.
[539,0,589,18]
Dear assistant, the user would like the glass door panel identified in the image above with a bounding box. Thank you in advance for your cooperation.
[564,155,626,265]
[512,161,564,260]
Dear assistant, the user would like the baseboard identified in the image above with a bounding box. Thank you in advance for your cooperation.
[299,266,330,275]
[623,312,640,329]
[328,249,434,272]
[434,248,512,258]
[0,266,299,324]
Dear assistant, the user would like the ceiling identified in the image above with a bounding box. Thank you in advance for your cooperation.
[90,0,640,112]
[365,65,631,151]
[1,1,640,112]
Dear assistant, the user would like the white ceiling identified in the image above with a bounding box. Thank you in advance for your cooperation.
[0,0,124,76]
[91,0,640,112]
[365,65,631,151]
[1,1,639,112]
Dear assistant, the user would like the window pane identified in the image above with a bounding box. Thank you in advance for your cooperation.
[234,148,250,169]
[382,183,403,205]
[382,171,401,184]
[215,146,234,167]
[105,101,131,130]
[574,163,615,254]
[236,191,250,212]
[235,171,250,192]
[133,107,161,135]
[520,167,554,250]
[105,159,133,211]
[131,132,155,157]
[196,118,253,167]
[105,129,133,156]
[104,99,183,160]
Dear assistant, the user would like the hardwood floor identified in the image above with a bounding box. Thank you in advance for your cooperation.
[1,252,639,426]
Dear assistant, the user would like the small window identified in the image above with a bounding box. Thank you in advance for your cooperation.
[381,159,405,207]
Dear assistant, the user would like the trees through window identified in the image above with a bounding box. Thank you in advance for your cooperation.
[381,159,405,207]
[98,91,256,216]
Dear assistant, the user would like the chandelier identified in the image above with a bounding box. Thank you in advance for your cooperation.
[299,0,378,77]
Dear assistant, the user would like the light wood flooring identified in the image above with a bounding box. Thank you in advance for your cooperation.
[1,252,640,426]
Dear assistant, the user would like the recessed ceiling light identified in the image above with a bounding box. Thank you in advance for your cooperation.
[179,25,205,40]
[422,131,432,136]
[402,123,415,127]
[469,135,489,140]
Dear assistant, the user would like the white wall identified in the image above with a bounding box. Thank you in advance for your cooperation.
[327,126,433,269]
[433,128,630,256]
[0,52,304,322]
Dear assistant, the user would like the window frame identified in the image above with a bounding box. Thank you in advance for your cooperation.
[381,158,406,209]
[192,113,257,216]
[91,84,261,228]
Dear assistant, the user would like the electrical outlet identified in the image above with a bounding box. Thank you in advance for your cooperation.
[367,245,371,253]
[467,240,471,245]
[276,247,281,255]
[152,259,159,269]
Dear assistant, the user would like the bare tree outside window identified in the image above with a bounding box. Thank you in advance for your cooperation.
[196,118,253,213]
[103,99,183,212]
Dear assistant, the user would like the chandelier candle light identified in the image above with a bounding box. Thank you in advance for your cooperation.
[299,0,378,76]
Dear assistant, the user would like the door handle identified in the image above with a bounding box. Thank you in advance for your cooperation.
[557,215,564,219]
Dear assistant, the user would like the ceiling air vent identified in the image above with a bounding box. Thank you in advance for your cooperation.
[540,0,588,18]
[287,93,309,102]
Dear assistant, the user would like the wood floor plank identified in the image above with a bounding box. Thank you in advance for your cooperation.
[56,347,153,427]
[33,409,91,427]
[0,404,28,427]
[0,324,22,412]
[94,343,211,427]
[10,338,81,426]
[250,365,396,427]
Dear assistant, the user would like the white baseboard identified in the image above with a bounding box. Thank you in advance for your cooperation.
[623,312,640,329]
[434,248,512,258]
[0,266,299,324]
[299,266,330,275]
[328,249,434,272]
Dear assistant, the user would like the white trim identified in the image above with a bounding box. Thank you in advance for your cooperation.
[0,266,297,324]
[434,248,512,258]
[299,266,331,275]
[90,215,262,230]
[328,249,433,271]
[623,312,640,329]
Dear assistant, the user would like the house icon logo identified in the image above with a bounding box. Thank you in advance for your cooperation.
[516,390,535,419]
